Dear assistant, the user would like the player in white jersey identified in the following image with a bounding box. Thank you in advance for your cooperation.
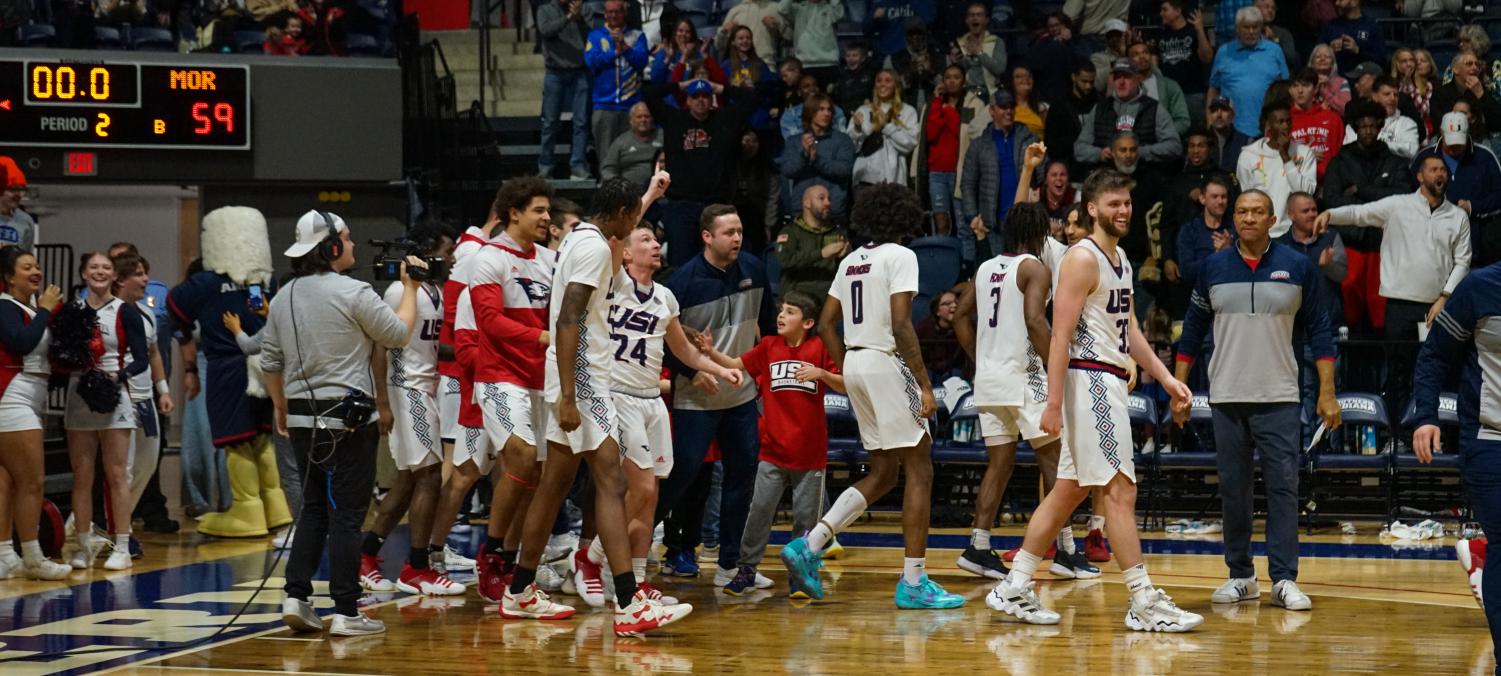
[988,169,1202,632]
[358,228,463,596]
[438,219,493,456]
[501,176,694,637]
[953,202,1101,582]
[585,223,740,607]
[779,183,964,609]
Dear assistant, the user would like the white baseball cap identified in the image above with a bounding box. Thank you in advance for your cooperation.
[284,209,348,258]
[1442,111,1470,146]
[1103,18,1129,34]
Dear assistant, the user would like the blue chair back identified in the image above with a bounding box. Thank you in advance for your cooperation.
[950,391,977,421]
[94,26,124,49]
[346,33,384,56]
[909,236,963,301]
[824,392,856,423]
[234,30,266,53]
[1337,392,1390,428]
[130,26,176,51]
[1127,393,1157,429]
[18,23,56,46]
[762,244,781,298]
[1401,392,1461,428]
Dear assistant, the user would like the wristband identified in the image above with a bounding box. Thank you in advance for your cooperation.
[156,380,170,395]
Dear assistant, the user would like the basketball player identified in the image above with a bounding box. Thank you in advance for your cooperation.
[953,202,1100,581]
[438,210,500,485]
[781,182,965,609]
[987,169,1202,632]
[503,177,694,636]
[359,228,462,596]
[577,221,741,607]
[436,177,556,604]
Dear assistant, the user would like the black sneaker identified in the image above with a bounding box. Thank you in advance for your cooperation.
[956,546,1009,579]
[142,518,179,534]
[1048,550,1102,580]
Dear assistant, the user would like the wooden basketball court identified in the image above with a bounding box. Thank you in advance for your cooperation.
[0,520,1487,675]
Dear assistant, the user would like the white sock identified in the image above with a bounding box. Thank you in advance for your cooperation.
[1056,527,1077,555]
[115,534,130,552]
[0,545,19,565]
[632,557,647,581]
[586,537,605,565]
[1006,549,1042,587]
[971,528,991,550]
[20,540,44,564]
[807,488,867,552]
[1123,563,1153,602]
[1089,515,1106,533]
[902,557,926,585]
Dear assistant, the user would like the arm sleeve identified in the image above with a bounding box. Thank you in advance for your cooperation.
[1411,276,1474,427]
[1175,268,1213,363]
[1298,257,1336,361]
[471,279,545,347]
[1073,109,1100,162]
[846,106,869,145]
[883,106,919,154]
[584,29,613,71]
[1175,225,1205,286]
[119,303,151,379]
[1326,196,1396,229]
[0,304,50,356]
[960,137,980,220]
[780,132,810,177]
[1445,215,1472,296]
[813,135,855,180]
[627,34,651,70]
[536,3,566,37]
[776,229,827,269]
[980,38,1006,81]
[740,339,769,380]
[259,304,283,374]
[354,285,412,349]
[1139,106,1182,163]
[1471,153,1501,216]
[600,136,624,179]
[235,331,262,356]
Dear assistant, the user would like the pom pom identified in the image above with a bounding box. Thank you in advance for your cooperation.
[48,302,101,374]
[76,368,120,414]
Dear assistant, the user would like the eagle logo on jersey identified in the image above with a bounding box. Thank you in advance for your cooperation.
[515,278,551,303]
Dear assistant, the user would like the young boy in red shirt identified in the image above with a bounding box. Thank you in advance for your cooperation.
[700,291,844,597]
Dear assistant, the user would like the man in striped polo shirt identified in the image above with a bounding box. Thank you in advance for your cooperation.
[1175,189,1342,612]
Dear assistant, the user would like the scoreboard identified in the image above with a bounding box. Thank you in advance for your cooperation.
[0,59,250,150]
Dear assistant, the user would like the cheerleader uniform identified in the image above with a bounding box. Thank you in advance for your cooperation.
[62,297,149,431]
[0,293,52,432]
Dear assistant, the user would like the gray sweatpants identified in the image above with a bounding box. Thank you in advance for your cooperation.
[1211,402,1302,582]
[738,461,825,568]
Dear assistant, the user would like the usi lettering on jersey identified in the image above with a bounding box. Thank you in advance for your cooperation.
[768,360,818,393]
[608,275,682,396]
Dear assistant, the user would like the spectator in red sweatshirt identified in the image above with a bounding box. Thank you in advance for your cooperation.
[923,64,966,236]
[1289,67,1344,184]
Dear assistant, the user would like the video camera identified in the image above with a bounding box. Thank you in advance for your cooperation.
[371,237,447,282]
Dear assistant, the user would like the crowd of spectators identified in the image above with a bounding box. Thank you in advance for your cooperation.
[532,0,1497,392]
[1,0,396,55]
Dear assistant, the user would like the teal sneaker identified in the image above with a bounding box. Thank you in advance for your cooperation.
[779,536,825,600]
[895,576,966,609]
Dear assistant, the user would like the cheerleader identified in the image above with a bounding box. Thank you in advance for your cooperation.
[111,253,174,545]
[62,252,150,571]
[0,248,70,580]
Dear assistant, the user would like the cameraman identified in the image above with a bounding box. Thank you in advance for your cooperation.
[260,211,422,637]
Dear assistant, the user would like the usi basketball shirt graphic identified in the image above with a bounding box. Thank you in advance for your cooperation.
[769,360,817,394]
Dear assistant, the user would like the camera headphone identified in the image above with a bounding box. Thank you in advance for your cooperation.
[315,210,343,262]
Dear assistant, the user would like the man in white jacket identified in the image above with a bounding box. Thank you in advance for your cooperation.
[1314,154,1472,339]
[1237,102,1316,237]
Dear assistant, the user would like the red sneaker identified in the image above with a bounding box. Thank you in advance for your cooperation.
[638,581,678,605]
[395,563,467,596]
[478,552,507,603]
[572,548,606,608]
[1459,538,1487,576]
[1000,545,1056,562]
[359,554,395,592]
[1084,528,1111,563]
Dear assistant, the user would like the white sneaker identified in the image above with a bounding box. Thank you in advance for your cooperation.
[443,545,476,571]
[713,566,773,589]
[698,545,719,564]
[273,527,296,550]
[1209,577,1260,604]
[500,582,577,620]
[613,588,693,637]
[23,557,72,580]
[282,597,323,632]
[68,534,105,570]
[1126,588,1205,632]
[102,546,132,571]
[545,531,579,563]
[329,612,386,636]
[1270,580,1312,611]
[572,549,607,608]
[0,555,21,579]
[536,560,566,593]
[985,579,1061,625]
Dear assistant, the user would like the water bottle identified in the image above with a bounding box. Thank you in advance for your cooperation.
[1361,426,1377,455]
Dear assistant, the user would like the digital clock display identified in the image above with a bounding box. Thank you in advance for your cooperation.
[0,60,250,150]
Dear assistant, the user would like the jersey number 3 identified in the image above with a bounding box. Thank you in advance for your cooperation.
[1107,288,1131,352]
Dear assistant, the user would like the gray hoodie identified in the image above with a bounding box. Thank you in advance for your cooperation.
[536,0,589,71]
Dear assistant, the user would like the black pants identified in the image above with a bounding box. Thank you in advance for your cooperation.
[1384,298,1428,420]
[283,423,378,617]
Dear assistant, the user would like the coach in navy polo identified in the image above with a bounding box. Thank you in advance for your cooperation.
[1174,189,1342,612]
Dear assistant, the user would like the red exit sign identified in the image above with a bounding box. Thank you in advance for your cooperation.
[63,151,97,176]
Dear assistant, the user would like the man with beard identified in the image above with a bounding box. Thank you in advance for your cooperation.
[1164,128,1233,234]
[777,184,848,304]
[1045,61,1101,178]
[1206,96,1251,172]
[1316,155,1473,416]
[1074,58,1182,175]
[1413,113,1501,267]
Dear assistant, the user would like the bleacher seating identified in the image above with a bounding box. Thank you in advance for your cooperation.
[130,26,176,51]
